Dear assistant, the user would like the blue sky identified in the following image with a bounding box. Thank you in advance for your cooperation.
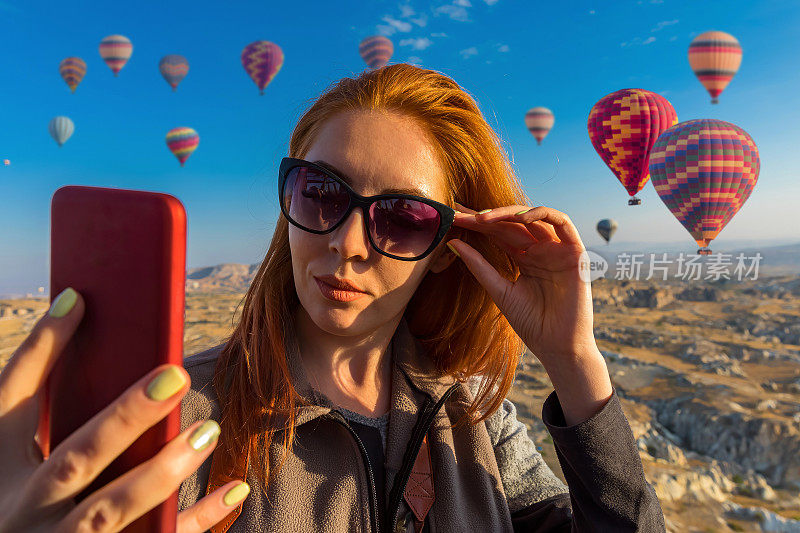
[1,0,799,295]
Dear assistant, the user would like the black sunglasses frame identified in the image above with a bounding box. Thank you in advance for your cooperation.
[278,157,456,261]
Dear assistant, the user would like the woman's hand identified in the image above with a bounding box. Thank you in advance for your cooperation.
[0,288,248,532]
[447,204,598,365]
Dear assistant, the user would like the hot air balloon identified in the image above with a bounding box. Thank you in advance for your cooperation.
[241,41,283,95]
[49,116,74,147]
[159,55,189,91]
[99,34,133,76]
[649,119,759,255]
[359,36,393,69]
[59,57,86,93]
[3,160,9,166]
[587,88,678,206]
[688,31,741,104]
[166,127,199,166]
[596,219,618,244]
[525,107,554,145]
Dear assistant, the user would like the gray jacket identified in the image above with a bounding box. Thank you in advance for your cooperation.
[178,317,666,531]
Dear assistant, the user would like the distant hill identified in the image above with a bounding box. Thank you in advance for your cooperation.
[3,241,799,299]
[587,241,800,278]
[185,263,260,292]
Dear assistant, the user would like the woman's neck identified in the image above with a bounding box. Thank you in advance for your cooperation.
[294,305,399,417]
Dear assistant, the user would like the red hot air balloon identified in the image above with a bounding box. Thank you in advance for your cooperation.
[649,119,759,255]
[525,107,554,145]
[166,127,199,166]
[241,41,284,95]
[359,36,393,69]
[688,31,742,104]
[587,88,678,206]
[99,35,133,77]
[59,57,87,93]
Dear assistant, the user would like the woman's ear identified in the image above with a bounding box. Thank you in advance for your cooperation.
[428,242,458,273]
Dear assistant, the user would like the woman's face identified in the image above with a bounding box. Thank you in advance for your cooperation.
[289,109,455,336]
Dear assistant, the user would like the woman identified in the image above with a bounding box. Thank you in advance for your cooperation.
[0,64,665,532]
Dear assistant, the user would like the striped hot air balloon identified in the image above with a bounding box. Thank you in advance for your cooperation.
[359,36,393,69]
[99,34,133,76]
[49,116,75,147]
[241,41,283,95]
[159,55,189,91]
[649,119,759,255]
[59,57,86,93]
[596,219,618,244]
[524,107,554,145]
[688,31,742,104]
[587,88,678,206]
[166,127,199,166]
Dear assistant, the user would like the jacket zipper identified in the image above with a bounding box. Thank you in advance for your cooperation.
[327,410,381,533]
[387,383,460,533]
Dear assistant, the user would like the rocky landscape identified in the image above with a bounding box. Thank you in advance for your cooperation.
[1,266,798,532]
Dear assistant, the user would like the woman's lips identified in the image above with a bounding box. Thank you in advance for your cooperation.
[314,277,366,302]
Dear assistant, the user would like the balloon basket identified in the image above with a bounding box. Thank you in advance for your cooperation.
[697,247,712,256]
[628,197,641,206]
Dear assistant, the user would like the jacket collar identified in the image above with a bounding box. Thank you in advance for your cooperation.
[273,314,457,430]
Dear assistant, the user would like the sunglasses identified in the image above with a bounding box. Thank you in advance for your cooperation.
[278,157,456,261]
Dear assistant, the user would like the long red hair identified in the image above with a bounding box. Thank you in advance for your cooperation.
[212,63,528,488]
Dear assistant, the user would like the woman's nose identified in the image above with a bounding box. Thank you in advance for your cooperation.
[329,207,371,260]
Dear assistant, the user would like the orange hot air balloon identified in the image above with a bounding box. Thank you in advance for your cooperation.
[59,57,87,93]
[688,31,742,104]
[359,36,393,68]
[524,107,554,145]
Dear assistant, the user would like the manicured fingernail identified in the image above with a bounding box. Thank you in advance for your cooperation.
[145,366,187,401]
[477,209,492,214]
[189,420,220,451]
[515,209,532,216]
[49,287,78,318]
[223,482,251,506]
[446,241,460,258]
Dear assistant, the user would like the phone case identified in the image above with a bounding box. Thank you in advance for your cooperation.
[38,185,186,532]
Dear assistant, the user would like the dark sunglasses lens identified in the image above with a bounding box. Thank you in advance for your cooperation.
[283,166,350,231]
[369,199,441,258]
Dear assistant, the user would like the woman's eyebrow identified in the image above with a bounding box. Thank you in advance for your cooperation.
[311,159,429,197]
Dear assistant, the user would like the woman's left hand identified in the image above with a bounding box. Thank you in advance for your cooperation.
[448,203,598,365]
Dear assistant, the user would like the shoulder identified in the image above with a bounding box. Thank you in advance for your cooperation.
[180,343,226,431]
[462,375,517,447]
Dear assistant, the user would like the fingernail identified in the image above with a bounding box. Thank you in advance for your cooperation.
[189,420,221,451]
[145,366,187,401]
[223,482,251,506]
[49,287,78,318]
[477,209,492,214]
[446,241,460,258]
[515,209,532,216]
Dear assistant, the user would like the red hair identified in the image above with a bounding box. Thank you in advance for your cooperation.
[213,63,528,488]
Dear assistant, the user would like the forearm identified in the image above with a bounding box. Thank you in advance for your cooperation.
[538,346,613,426]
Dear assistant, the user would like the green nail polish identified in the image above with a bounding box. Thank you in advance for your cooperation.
[189,420,220,451]
[477,209,492,214]
[223,482,251,506]
[446,241,460,258]
[515,209,532,216]
[49,287,78,318]
[145,366,187,401]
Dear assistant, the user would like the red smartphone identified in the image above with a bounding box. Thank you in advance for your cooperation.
[37,185,186,532]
